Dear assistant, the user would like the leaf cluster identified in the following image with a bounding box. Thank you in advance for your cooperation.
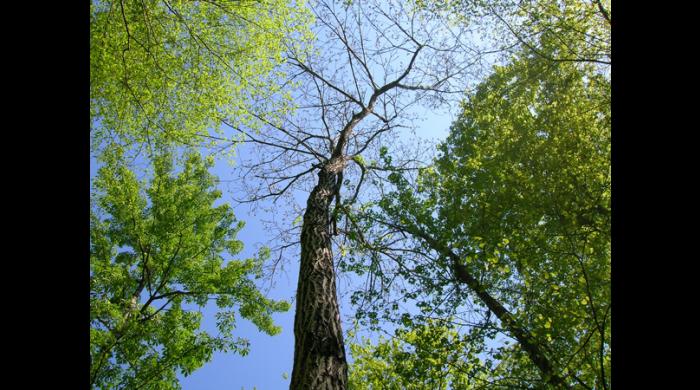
[349,320,490,389]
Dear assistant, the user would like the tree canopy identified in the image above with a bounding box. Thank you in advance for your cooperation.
[89,1,611,388]
[346,43,610,388]
[90,0,312,148]
[90,148,290,389]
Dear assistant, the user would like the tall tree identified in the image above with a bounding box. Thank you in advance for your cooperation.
[347,45,610,388]
[90,147,290,389]
[221,1,481,387]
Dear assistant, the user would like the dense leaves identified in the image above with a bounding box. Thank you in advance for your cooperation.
[349,321,492,389]
[90,148,290,389]
[90,0,312,148]
[431,51,610,388]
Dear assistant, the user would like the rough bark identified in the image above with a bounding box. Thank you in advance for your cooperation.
[287,17,427,387]
[290,163,348,389]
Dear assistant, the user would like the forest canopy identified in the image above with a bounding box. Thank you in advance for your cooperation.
[89,0,611,388]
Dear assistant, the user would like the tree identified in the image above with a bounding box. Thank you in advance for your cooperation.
[90,0,312,149]
[347,44,610,388]
[221,1,482,387]
[90,147,290,389]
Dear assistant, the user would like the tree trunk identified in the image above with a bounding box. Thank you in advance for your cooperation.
[290,167,348,389]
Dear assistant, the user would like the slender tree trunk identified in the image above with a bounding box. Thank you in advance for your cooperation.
[373,218,570,389]
[290,165,348,389]
[415,227,569,389]
[451,262,568,389]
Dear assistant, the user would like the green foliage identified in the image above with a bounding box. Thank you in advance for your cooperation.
[348,321,488,389]
[90,0,313,148]
[351,45,610,387]
[90,147,289,389]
